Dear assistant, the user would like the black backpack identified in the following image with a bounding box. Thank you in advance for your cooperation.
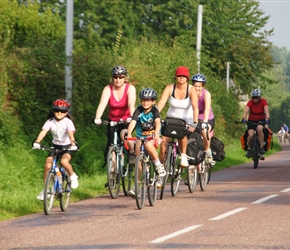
[210,136,225,162]
[186,131,205,165]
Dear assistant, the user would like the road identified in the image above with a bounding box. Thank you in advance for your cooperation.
[1,144,290,250]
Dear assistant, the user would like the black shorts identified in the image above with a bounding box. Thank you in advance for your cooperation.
[47,144,74,158]
[106,122,128,145]
[247,119,266,130]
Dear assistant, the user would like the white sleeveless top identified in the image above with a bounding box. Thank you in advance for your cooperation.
[166,84,194,124]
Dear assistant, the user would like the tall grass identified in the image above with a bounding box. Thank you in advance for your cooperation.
[0,138,281,222]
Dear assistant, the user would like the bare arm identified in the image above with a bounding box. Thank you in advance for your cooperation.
[264,105,270,119]
[68,131,76,146]
[203,90,212,122]
[35,129,48,143]
[127,120,137,138]
[127,85,136,116]
[95,85,111,119]
[157,85,171,112]
[190,87,199,123]
[243,106,250,120]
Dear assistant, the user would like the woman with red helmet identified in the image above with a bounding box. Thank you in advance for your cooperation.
[157,66,199,167]
[33,99,79,201]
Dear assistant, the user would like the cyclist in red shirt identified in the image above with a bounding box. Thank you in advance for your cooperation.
[242,89,270,158]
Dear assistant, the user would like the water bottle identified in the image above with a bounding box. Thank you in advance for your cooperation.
[55,166,62,185]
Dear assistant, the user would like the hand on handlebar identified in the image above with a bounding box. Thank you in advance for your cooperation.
[32,142,41,149]
[201,122,208,130]
[94,118,102,125]
[241,118,247,124]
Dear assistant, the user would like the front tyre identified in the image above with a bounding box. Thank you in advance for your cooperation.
[147,160,157,206]
[44,171,56,215]
[199,161,210,191]
[60,170,71,212]
[159,145,172,200]
[135,155,146,209]
[187,165,198,193]
[107,146,121,199]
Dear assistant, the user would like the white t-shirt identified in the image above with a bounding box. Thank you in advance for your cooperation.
[42,117,76,145]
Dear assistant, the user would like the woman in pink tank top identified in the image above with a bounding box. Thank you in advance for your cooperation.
[94,66,136,171]
[191,73,215,163]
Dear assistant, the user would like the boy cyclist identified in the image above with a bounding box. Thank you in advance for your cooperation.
[126,88,166,197]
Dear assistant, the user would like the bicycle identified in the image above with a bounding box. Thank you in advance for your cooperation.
[160,125,198,199]
[235,120,266,169]
[34,145,78,215]
[125,136,158,210]
[96,120,133,199]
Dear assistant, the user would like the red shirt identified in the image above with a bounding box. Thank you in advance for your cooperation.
[108,83,131,121]
[247,98,268,121]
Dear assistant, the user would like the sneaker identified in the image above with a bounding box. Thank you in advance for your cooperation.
[70,172,79,189]
[128,186,142,199]
[180,154,189,167]
[156,178,163,189]
[36,190,51,201]
[206,149,213,163]
[259,147,265,155]
[155,163,166,177]
[246,149,252,158]
[129,153,136,165]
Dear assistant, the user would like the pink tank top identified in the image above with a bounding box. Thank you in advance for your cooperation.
[108,83,131,121]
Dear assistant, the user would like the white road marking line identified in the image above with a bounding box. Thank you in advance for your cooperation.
[281,188,290,193]
[149,224,203,243]
[251,194,278,204]
[209,207,247,221]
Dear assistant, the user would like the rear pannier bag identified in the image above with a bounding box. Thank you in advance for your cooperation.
[210,136,226,162]
[161,117,187,139]
[186,131,205,165]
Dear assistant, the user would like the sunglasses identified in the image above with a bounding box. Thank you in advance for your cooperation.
[177,75,187,78]
[252,96,260,99]
[54,109,67,113]
[113,75,125,79]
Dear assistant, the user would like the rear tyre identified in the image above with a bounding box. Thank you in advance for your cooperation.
[135,155,146,209]
[44,171,56,215]
[187,165,198,193]
[60,170,70,212]
[199,161,210,191]
[148,160,157,206]
[159,145,172,200]
[253,136,259,169]
[107,146,121,199]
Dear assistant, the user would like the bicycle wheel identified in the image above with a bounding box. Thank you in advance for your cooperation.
[171,161,182,197]
[122,153,134,196]
[60,170,71,212]
[187,165,198,193]
[159,145,173,200]
[253,136,259,169]
[147,160,157,206]
[107,146,121,199]
[43,171,56,215]
[199,161,210,191]
[135,154,146,209]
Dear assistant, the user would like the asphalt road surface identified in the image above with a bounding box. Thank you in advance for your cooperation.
[1,144,290,250]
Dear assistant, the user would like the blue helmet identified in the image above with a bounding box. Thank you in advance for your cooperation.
[191,73,206,83]
[111,65,127,76]
[251,89,261,97]
[139,88,157,100]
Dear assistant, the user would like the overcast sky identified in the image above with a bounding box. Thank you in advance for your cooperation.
[258,1,290,49]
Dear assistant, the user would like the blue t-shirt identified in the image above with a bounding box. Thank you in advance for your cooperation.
[132,105,160,138]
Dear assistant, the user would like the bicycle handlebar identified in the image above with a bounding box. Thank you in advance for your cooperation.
[234,120,266,126]
[92,118,129,126]
[33,145,78,153]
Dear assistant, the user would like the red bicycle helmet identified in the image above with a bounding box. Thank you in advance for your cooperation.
[52,99,70,111]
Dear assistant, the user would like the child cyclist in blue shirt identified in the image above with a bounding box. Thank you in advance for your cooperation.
[126,88,166,197]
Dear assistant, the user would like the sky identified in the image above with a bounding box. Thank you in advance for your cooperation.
[258,1,290,49]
